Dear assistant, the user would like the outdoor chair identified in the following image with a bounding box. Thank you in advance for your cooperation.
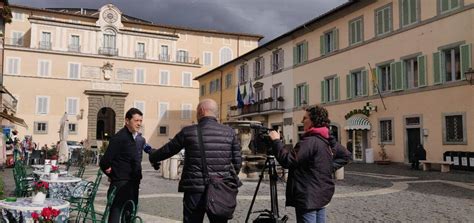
[72,186,116,223]
[119,200,143,223]
[74,165,86,178]
[69,169,103,222]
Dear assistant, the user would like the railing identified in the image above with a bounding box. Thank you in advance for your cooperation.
[98,47,118,56]
[38,41,52,50]
[158,54,170,62]
[228,99,285,117]
[135,51,146,59]
[176,55,200,65]
[4,38,25,46]
[68,44,81,53]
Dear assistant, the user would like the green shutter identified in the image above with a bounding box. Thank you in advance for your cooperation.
[390,62,396,91]
[402,0,409,26]
[451,0,459,9]
[376,11,383,35]
[395,61,403,91]
[320,35,325,56]
[293,46,297,65]
[374,67,381,94]
[334,29,339,50]
[350,22,355,44]
[303,41,308,62]
[433,51,442,84]
[400,61,406,90]
[410,0,417,24]
[362,69,368,95]
[305,84,309,105]
[417,55,427,87]
[294,87,297,107]
[335,77,340,101]
[383,7,390,33]
[320,81,326,103]
[460,43,472,80]
[346,74,352,99]
[441,0,449,12]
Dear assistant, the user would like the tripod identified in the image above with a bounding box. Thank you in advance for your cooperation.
[245,155,288,223]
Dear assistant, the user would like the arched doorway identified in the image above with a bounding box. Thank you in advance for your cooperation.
[96,107,116,140]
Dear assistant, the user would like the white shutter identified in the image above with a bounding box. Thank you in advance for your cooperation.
[136,68,145,83]
[183,72,192,87]
[67,98,78,115]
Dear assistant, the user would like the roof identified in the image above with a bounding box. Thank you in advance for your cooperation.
[10,4,264,39]
[46,7,152,24]
[194,0,360,80]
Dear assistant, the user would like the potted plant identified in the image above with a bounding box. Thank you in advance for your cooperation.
[277,96,284,102]
[375,144,391,165]
[31,206,61,223]
[32,181,49,204]
[50,165,60,180]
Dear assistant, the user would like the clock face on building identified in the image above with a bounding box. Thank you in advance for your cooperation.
[103,9,118,23]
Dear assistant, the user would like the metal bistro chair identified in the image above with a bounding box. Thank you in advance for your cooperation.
[74,186,117,223]
[69,169,103,217]
[74,164,86,178]
[119,200,143,223]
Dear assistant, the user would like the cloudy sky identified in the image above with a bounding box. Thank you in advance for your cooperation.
[11,0,347,44]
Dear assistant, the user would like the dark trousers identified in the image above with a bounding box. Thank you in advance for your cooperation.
[108,180,140,223]
[183,192,228,223]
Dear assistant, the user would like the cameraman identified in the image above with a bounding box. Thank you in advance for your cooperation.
[269,106,347,223]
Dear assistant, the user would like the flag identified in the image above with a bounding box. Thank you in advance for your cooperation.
[237,85,244,108]
[248,79,255,104]
[242,84,247,105]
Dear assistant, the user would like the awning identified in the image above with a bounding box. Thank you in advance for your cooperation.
[0,111,28,128]
[344,116,371,130]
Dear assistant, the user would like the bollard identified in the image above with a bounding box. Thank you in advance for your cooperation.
[335,167,344,180]
[162,159,170,179]
[169,155,179,180]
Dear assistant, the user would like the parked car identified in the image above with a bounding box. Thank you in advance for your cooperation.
[67,141,83,152]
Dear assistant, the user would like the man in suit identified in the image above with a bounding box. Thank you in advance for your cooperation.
[100,108,143,223]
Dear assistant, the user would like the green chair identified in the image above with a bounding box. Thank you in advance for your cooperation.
[75,165,86,178]
[69,169,103,221]
[73,186,117,223]
[119,200,143,223]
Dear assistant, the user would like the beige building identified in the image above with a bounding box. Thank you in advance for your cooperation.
[197,0,473,164]
[2,3,261,150]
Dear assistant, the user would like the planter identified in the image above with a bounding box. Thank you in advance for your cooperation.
[31,192,46,204]
[50,173,59,180]
[375,160,391,165]
[43,165,51,173]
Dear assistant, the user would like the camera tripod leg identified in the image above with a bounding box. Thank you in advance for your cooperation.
[269,159,279,219]
[245,164,268,223]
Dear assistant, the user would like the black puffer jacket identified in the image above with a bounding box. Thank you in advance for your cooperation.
[272,132,335,210]
[149,117,241,192]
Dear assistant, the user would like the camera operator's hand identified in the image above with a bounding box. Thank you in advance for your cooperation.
[268,130,280,141]
[143,143,152,154]
[151,162,161,170]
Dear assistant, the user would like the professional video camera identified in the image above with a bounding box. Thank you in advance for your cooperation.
[249,123,275,155]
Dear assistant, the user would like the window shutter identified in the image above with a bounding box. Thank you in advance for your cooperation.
[394,61,403,91]
[280,50,284,69]
[451,0,459,9]
[334,29,339,50]
[37,98,42,113]
[303,42,308,62]
[279,85,284,98]
[294,88,297,107]
[376,11,383,35]
[304,84,309,104]
[245,64,249,81]
[334,77,340,101]
[293,46,297,65]
[270,88,274,100]
[400,61,406,90]
[253,61,257,78]
[374,67,381,94]
[417,55,427,87]
[433,51,442,84]
[362,69,368,96]
[320,35,325,56]
[320,81,326,103]
[390,62,396,91]
[346,74,352,99]
[261,57,265,76]
[42,98,48,114]
[460,43,472,80]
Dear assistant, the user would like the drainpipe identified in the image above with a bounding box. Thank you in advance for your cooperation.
[237,36,240,57]
[219,70,223,123]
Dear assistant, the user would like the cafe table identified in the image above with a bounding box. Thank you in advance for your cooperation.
[40,175,82,200]
[0,198,70,223]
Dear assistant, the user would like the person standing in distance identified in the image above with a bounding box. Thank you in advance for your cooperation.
[100,108,143,223]
[145,99,241,223]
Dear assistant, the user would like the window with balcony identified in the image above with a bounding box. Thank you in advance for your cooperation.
[321,76,340,103]
[160,45,169,61]
[272,49,284,72]
[294,41,308,65]
[400,0,419,27]
[11,32,24,46]
[136,42,146,59]
[177,50,189,63]
[69,35,80,52]
[438,0,461,14]
[40,32,52,50]
[238,64,249,83]
[271,84,284,109]
[375,4,392,36]
[100,29,117,56]
[254,57,265,78]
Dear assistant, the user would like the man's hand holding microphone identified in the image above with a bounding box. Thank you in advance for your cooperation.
[143,143,161,170]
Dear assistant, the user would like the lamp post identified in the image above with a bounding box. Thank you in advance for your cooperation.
[465,68,474,85]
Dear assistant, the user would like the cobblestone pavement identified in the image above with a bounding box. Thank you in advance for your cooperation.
[2,162,474,222]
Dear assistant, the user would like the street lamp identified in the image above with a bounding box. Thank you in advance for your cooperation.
[465,68,474,85]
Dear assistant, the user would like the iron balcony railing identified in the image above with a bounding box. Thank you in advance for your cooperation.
[135,51,146,59]
[229,98,285,117]
[176,55,200,65]
[158,54,170,62]
[39,41,52,50]
[4,38,25,46]
[68,44,81,53]
[98,47,118,56]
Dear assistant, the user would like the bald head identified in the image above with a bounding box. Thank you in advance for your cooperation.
[197,99,218,120]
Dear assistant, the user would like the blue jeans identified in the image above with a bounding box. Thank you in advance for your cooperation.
[296,207,326,223]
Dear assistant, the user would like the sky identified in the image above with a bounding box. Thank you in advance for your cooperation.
[11,0,347,44]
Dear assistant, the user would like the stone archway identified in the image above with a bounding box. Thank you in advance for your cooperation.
[84,90,128,146]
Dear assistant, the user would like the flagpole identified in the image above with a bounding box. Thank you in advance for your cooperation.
[368,63,387,110]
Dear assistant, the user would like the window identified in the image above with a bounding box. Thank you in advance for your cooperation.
[40,32,52,49]
[375,4,392,36]
[12,12,23,21]
[220,47,233,65]
[347,70,367,99]
[135,68,145,84]
[400,0,419,27]
[439,0,461,14]
[404,58,419,88]
[238,64,249,83]
[12,32,24,46]
[349,17,363,45]
[160,45,169,61]
[136,42,146,59]
[321,76,340,103]
[272,49,284,72]
[176,50,189,63]
[294,42,308,65]
[34,122,48,134]
[294,84,308,107]
[271,84,284,109]
[159,102,169,119]
[254,57,265,78]
[69,35,80,52]
[68,63,80,79]
[225,73,233,89]
[320,29,338,55]
[134,101,145,114]
[433,44,472,84]
[443,113,466,144]
[182,72,192,87]
[158,126,168,135]
[6,58,20,75]
[204,52,212,66]
[66,97,78,115]
[36,96,49,114]
[380,119,393,143]
[38,60,50,77]
[200,84,206,96]
[68,123,77,134]
[181,104,192,119]
[378,64,392,92]
[103,29,116,48]
[159,70,170,85]
[209,80,216,94]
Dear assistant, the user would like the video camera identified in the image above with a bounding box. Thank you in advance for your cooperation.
[249,124,275,155]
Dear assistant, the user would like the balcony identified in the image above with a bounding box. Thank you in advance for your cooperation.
[68,44,81,53]
[38,41,52,50]
[4,38,25,47]
[135,51,146,59]
[176,55,200,65]
[228,97,285,118]
[158,54,170,62]
[99,47,118,56]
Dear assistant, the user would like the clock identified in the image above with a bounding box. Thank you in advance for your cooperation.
[103,9,118,24]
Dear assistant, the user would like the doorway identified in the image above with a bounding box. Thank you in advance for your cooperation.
[96,107,116,140]
[407,128,421,163]
[348,130,367,162]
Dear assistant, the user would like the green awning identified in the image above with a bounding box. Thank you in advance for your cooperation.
[344,116,370,130]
